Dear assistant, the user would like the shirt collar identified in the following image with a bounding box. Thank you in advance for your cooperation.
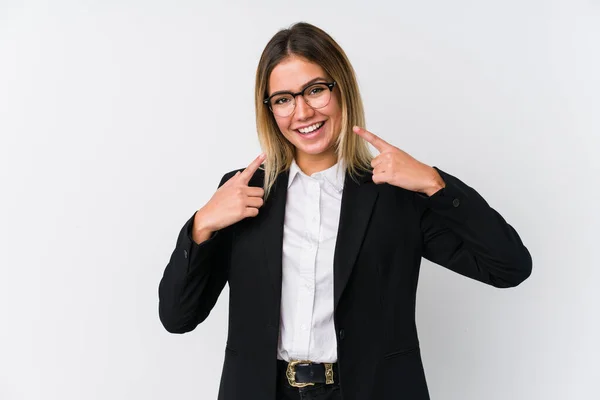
[287,158,346,193]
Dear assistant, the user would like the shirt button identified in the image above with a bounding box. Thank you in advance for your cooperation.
[301,324,307,331]
[183,249,188,259]
[452,198,460,207]
[339,329,345,340]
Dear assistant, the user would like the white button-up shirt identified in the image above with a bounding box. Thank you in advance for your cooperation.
[276,159,346,363]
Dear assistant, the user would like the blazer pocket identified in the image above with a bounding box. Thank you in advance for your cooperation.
[383,345,419,360]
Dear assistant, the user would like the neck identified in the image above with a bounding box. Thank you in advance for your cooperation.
[295,150,337,175]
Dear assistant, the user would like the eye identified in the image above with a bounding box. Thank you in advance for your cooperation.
[305,83,328,97]
[272,95,292,106]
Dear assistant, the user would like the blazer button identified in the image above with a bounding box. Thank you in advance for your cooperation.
[339,329,345,340]
[183,249,188,259]
[452,198,460,207]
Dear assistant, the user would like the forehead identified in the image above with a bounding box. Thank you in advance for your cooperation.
[268,56,327,93]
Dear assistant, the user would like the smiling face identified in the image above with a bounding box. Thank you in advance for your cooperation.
[268,56,342,173]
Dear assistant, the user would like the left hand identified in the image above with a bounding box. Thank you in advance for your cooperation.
[353,126,445,196]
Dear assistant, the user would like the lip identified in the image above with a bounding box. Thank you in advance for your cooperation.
[294,120,326,139]
[293,120,326,131]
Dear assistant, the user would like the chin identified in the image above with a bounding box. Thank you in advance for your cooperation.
[285,130,337,155]
[292,139,333,155]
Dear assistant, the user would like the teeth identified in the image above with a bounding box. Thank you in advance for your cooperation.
[298,122,324,134]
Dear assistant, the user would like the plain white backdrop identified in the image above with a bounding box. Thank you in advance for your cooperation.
[1,1,598,399]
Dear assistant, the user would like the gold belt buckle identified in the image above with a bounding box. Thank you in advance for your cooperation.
[324,363,334,384]
[286,360,335,388]
[286,360,314,388]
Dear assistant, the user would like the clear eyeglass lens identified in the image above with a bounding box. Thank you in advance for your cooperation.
[270,83,331,117]
[304,83,330,108]
[270,94,295,117]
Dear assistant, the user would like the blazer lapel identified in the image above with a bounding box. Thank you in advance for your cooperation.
[258,168,378,310]
[333,171,378,310]
[260,169,289,302]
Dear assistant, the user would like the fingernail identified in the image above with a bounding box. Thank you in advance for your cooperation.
[353,126,360,132]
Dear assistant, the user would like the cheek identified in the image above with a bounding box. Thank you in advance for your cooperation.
[274,117,290,134]
[325,96,342,122]
[325,105,342,128]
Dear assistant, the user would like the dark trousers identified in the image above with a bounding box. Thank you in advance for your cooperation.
[276,380,342,400]
[276,361,342,400]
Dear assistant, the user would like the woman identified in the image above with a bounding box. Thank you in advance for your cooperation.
[158,22,532,400]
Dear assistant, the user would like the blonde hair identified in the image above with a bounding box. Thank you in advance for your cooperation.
[255,22,373,199]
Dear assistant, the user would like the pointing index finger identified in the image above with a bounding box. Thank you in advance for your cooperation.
[353,126,392,152]
[239,153,266,184]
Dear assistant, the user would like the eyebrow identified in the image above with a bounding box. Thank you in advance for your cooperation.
[268,77,329,97]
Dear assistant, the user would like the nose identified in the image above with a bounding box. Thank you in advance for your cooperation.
[293,95,314,120]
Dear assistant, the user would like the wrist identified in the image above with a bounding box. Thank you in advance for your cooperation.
[422,184,444,197]
[192,228,214,245]
[192,209,216,244]
[421,167,446,197]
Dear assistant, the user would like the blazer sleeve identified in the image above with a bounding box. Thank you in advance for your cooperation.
[158,171,237,333]
[414,167,532,288]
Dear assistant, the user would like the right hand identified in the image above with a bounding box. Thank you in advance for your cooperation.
[192,153,266,243]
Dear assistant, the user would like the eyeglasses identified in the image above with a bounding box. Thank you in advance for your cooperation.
[263,81,336,118]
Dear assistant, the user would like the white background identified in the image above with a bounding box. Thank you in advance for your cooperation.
[1,1,598,399]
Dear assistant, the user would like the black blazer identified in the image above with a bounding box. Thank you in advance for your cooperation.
[158,166,532,400]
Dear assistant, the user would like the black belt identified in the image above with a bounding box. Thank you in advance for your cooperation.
[277,359,339,388]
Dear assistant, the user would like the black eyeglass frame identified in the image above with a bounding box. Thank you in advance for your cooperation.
[263,81,337,115]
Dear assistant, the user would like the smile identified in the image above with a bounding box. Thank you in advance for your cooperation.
[297,121,325,134]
